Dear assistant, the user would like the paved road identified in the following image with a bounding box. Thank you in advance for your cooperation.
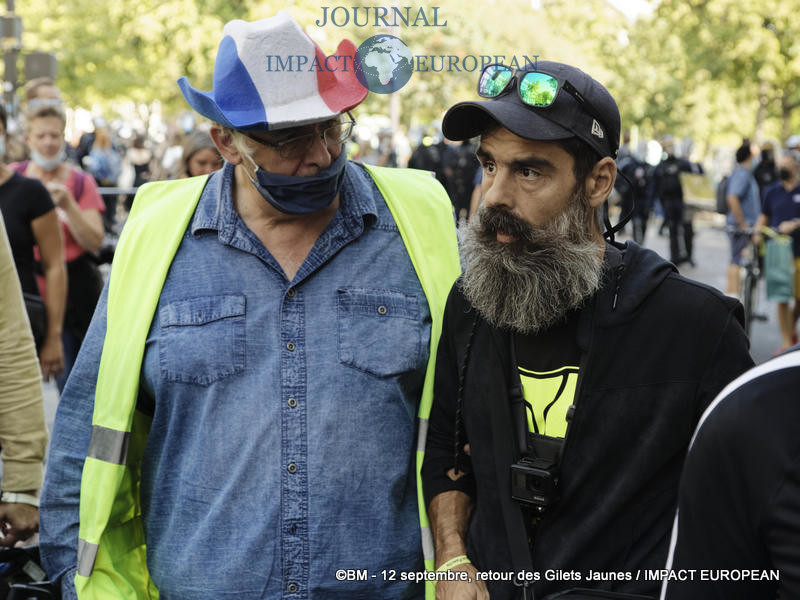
[40,212,784,436]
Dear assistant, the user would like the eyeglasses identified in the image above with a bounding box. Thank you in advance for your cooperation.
[243,113,356,159]
[478,64,610,142]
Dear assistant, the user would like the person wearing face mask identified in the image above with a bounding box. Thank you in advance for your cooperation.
[753,142,779,196]
[38,12,460,600]
[22,77,63,111]
[11,105,106,393]
[753,151,800,351]
[0,104,66,380]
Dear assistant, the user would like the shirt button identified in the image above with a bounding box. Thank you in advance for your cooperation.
[288,582,298,594]
[286,341,296,352]
[287,463,297,474]
[287,288,296,298]
[287,397,297,408]
[377,305,388,315]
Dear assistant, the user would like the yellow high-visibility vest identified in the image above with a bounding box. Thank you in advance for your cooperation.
[75,165,460,599]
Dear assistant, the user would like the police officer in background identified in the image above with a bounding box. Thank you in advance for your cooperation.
[753,141,779,197]
[650,136,704,267]
[615,140,651,245]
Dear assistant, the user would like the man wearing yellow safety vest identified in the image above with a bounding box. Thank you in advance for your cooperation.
[39,12,460,600]
[422,61,755,600]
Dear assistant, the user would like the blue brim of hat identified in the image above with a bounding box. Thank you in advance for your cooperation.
[178,32,367,132]
[179,80,269,130]
[443,99,574,143]
[178,36,268,130]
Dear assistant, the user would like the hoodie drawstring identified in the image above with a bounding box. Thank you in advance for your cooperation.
[612,263,625,311]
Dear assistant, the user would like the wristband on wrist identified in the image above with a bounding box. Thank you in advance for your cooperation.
[0,492,39,508]
[436,554,471,572]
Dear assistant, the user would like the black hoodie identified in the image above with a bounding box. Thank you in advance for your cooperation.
[422,241,754,599]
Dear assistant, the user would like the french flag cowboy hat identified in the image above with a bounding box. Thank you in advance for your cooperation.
[178,11,368,131]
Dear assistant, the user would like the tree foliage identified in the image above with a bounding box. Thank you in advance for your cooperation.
[17,0,226,109]
[12,0,800,148]
[601,0,800,145]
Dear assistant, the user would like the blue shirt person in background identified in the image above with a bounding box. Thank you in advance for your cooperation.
[725,141,761,297]
[753,151,800,351]
[39,11,459,600]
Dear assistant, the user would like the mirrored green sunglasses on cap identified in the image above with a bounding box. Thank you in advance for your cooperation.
[477,64,610,141]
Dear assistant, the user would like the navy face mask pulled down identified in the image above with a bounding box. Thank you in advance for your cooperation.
[246,149,348,215]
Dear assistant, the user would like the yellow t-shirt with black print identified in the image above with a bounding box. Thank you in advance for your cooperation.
[514,310,581,439]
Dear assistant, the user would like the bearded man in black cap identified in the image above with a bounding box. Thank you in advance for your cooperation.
[421,61,754,600]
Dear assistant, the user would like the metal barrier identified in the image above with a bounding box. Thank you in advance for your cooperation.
[96,187,139,234]
[97,187,139,197]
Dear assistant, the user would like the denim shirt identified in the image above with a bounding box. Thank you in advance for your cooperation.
[40,162,430,599]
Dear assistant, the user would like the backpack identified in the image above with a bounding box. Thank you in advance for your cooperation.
[715,174,730,214]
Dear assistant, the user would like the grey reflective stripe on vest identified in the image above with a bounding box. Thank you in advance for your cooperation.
[416,417,429,454]
[77,538,99,577]
[421,525,435,562]
[416,417,434,563]
[87,425,130,465]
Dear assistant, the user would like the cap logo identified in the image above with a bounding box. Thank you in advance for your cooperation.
[591,119,604,139]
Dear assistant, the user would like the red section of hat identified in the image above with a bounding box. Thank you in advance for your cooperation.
[313,38,368,113]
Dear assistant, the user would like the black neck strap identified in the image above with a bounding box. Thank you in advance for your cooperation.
[603,169,637,244]
[509,333,576,466]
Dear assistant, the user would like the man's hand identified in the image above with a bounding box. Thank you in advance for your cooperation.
[429,489,489,599]
[778,219,799,235]
[43,181,74,210]
[0,503,39,547]
[436,562,489,599]
[39,334,65,382]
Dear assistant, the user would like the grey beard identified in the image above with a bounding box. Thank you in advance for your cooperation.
[460,190,605,334]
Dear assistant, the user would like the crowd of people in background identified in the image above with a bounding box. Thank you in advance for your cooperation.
[607,131,800,355]
[2,76,800,366]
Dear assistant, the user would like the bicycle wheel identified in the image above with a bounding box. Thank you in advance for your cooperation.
[742,270,758,338]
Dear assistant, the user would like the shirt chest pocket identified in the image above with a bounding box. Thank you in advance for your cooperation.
[337,288,424,378]
[159,294,246,386]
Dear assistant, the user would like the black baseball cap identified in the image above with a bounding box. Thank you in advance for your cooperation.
[442,60,620,159]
